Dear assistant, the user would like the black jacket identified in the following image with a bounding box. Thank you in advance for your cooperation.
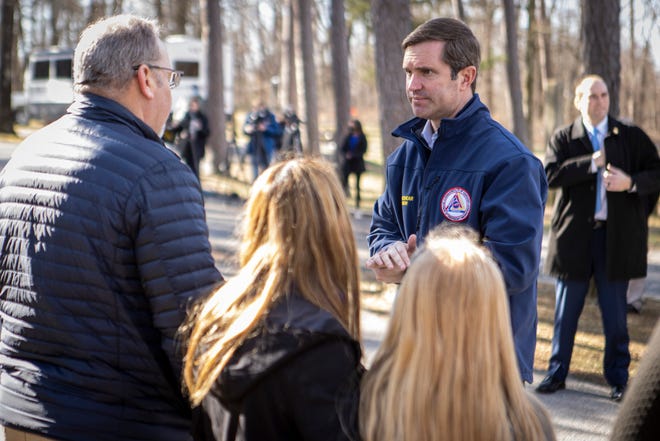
[340,133,367,175]
[193,293,362,441]
[544,116,660,280]
[0,93,223,441]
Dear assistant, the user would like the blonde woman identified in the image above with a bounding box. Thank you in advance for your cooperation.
[184,158,363,441]
[360,225,555,441]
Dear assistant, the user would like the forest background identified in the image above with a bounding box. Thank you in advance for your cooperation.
[0,0,658,175]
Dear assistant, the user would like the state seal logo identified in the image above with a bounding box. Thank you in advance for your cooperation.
[441,187,471,222]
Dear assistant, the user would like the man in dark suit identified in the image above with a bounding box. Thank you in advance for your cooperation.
[538,74,660,401]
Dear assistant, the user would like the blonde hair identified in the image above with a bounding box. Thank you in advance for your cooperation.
[360,225,550,441]
[183,158,361,406]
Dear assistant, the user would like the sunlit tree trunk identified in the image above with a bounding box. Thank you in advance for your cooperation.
[298,0,319,155]
[331,0,350,163]
[371,0,411,162]
[202,0,227,173]
[452,0,466,21]
[0,0,16,133]
[525,0,537,145]
[503,0,529,145]
[581,0,621,117]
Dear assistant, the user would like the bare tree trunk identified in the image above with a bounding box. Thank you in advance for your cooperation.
[331,0,350,163]
[538,0,560,144]
[111,0,123,15]
[480,0,496,111]
[627,0,635,118]
[634,40,650,125]
[452,0,466,21]
[298,0,319,155]
[503,0,529,145]
[581,0,621,117]
[172,0,189,35]
[371,0,411,160]
[88,0,106,25]
[525,0,537,144]
[283,0,297,110]
[202,0,227,173]
[154,0,164,26]
[0,0,16,133]
[48,0,59,46]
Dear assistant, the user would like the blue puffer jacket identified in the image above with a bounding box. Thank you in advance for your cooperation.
[368,95,547,382]
[0,94,223,441]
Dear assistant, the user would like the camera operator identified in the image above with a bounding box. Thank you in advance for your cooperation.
[243,103,282,181]
[280,108,303,156]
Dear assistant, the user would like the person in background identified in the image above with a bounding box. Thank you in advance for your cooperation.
[183,157,363,441]
[360,225,555,441]
[243,103,283,181]
[0,15,223,441]
[538,74,660,401]
[171,95,210,180]
[340,119,368,211]
[366,17,547,383]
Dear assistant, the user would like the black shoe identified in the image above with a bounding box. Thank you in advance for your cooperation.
[536,375,566,394]
[610,385,625,402]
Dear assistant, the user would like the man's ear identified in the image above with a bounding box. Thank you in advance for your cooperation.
[458,66,477,91]
[134,65,156,100]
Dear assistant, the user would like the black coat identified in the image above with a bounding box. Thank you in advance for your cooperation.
[544,116,660,280]
[193,293,362,441]
[341,133,367,175]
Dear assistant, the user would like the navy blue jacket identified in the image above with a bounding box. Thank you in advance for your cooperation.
[368,95,547,382]
[0,94,223,441]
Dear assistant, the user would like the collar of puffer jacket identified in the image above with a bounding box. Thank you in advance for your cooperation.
[66,93,164,145]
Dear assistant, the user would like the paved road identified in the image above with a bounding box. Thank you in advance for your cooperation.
[1,138,653,440]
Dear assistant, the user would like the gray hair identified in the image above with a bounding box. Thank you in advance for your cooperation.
[402,17,481,93]
[73,15,162,94]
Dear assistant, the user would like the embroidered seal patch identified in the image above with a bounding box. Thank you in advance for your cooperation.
[441,187,471,222]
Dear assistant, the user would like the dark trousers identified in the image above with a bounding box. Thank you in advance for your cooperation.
[342,170,362,208]
[547,226,630,387]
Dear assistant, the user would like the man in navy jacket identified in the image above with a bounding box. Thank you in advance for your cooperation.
[367,17,547,383]
[0,15,223,441]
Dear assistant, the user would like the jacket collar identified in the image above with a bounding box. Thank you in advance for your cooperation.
[392,94,485,148]
[570,115,621,141]
[67,93,164,145]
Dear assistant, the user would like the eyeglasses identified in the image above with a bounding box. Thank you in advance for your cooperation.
[132,64,183,89]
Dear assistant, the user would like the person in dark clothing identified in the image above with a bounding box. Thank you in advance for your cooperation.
[172,95,210,179]
[537,75,660,401]
[243,103,283,181]
[340,119,368,209]
[0,15,223,441]
[184,158,363,441]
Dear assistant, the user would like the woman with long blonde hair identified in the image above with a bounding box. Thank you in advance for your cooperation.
[360,225,555,441]
[184,158,362,441]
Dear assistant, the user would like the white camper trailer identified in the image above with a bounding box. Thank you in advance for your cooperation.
[19,48,74,122]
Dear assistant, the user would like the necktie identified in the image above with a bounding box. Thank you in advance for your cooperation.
[591,128,603,213]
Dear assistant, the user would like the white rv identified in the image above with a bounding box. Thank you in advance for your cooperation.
[19,47,74,122]
[165,35,234,121]
[14,36,232,124]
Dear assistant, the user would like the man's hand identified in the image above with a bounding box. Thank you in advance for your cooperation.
[592,148,607,168]
[366,234,417,284]
[603,164,633,192]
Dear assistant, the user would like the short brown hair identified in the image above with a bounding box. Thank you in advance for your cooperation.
[402,17,481,92]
